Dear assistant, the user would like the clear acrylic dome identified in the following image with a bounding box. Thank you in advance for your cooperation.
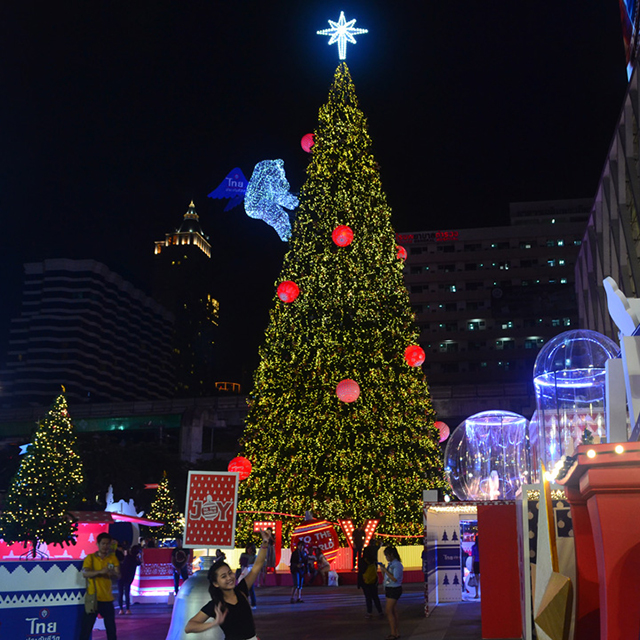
[444,410,530,501]
[532,329,618,470]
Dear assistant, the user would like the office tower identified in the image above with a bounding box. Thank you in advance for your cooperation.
[399,199,590,425]
[153,201,219,396]
[2,259,175,406]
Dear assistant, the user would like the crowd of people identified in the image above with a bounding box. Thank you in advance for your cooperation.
[80,526,454,640]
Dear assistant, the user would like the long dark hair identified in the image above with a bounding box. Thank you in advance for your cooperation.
[207,560,231,603]
[384,546,401,563]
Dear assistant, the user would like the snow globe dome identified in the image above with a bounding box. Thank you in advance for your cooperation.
[532,329,618,470]
[444,410,529,501]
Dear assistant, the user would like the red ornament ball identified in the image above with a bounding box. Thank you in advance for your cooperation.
[336,379,360,403]
[332,225,354,247]
[396,245,407,261]
[301,133,315,153]
[277,280,300,303]
[228,456,252,480]
[435,421,450,443]
[404,345,426,367]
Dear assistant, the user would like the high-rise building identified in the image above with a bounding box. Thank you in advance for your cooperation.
[153,201,220,397]
[1,259,175,406]
[398,199,590,426]
[576,64,640,340]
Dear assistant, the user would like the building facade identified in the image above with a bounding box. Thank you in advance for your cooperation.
[1,259,175,407]
[576,64,640,340]
[398,199,591,427]
[153,201,220,397]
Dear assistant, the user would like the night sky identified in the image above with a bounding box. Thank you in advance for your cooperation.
[0,1,629,384]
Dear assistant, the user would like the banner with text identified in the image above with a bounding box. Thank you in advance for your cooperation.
[184,471,239,549]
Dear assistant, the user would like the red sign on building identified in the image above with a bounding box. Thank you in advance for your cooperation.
[184,471,239,549]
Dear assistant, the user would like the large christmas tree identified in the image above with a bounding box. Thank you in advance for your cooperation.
[0,393,84,555]
[237,63,447,543]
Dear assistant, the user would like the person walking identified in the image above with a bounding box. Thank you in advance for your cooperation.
[289,540,307,603]
[357,544,383,618]
[171,538,191,595]
[352,524,365,570]
[471,535,481,598]
[379,546,403,640]
[80,532,121,640]
[237,543,257,609]
[117,541,141,614]
[185,529,270,638]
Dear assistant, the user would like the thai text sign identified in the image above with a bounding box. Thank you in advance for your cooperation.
[184,471,238,549]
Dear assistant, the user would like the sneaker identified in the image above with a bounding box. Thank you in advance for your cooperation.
[118,610,124,615]
[296,598,304,603]
[125,610,132,615]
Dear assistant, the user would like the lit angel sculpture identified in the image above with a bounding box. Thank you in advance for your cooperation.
[208,159,299,241]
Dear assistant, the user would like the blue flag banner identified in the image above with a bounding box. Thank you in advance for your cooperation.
[0,560,84,639]
[208,168,249,211]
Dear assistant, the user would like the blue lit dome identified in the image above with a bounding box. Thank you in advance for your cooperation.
[444,410,529,501]
[533,329,618,380]
[531,329,619,471]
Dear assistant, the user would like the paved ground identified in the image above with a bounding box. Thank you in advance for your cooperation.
[92,583,485,640]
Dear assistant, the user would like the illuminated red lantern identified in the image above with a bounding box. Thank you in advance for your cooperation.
[332,225,354,247]
[277,280,300,303]
[291,519,340,563]
[336,378,360,403]
[396,245,407,260]
[228,456,252,480]
[404,345,425,367]
[435,421,450,443]
[301,133,315,153]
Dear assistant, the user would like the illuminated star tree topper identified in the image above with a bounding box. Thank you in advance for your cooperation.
[317,11,368,60]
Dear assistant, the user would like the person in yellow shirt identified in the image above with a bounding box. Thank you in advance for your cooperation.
[80,532,121,640]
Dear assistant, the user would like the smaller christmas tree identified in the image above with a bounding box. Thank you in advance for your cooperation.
[0,392,84,556]
[144,472,184,539]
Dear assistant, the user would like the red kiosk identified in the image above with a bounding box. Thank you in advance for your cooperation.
[558,441,640,640]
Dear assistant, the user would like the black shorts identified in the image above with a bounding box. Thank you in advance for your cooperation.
[385,586,402,600]
[473,561,480,575]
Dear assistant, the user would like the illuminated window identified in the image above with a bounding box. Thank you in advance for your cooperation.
[573,240,582,246]
[560,278,568,284]
[496,339,515,350]
[552,319,561,327]
[558,259,565,266]
[557,240,564,246]
[467,320,485,331]
[563,317,571,326]
[546,240,555,247]
[499,261,510,270]
[519,241,534,249]
[439,341,458,353]
[547,259,556,267]
[501,321,514,329]
[449,285,457,292]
